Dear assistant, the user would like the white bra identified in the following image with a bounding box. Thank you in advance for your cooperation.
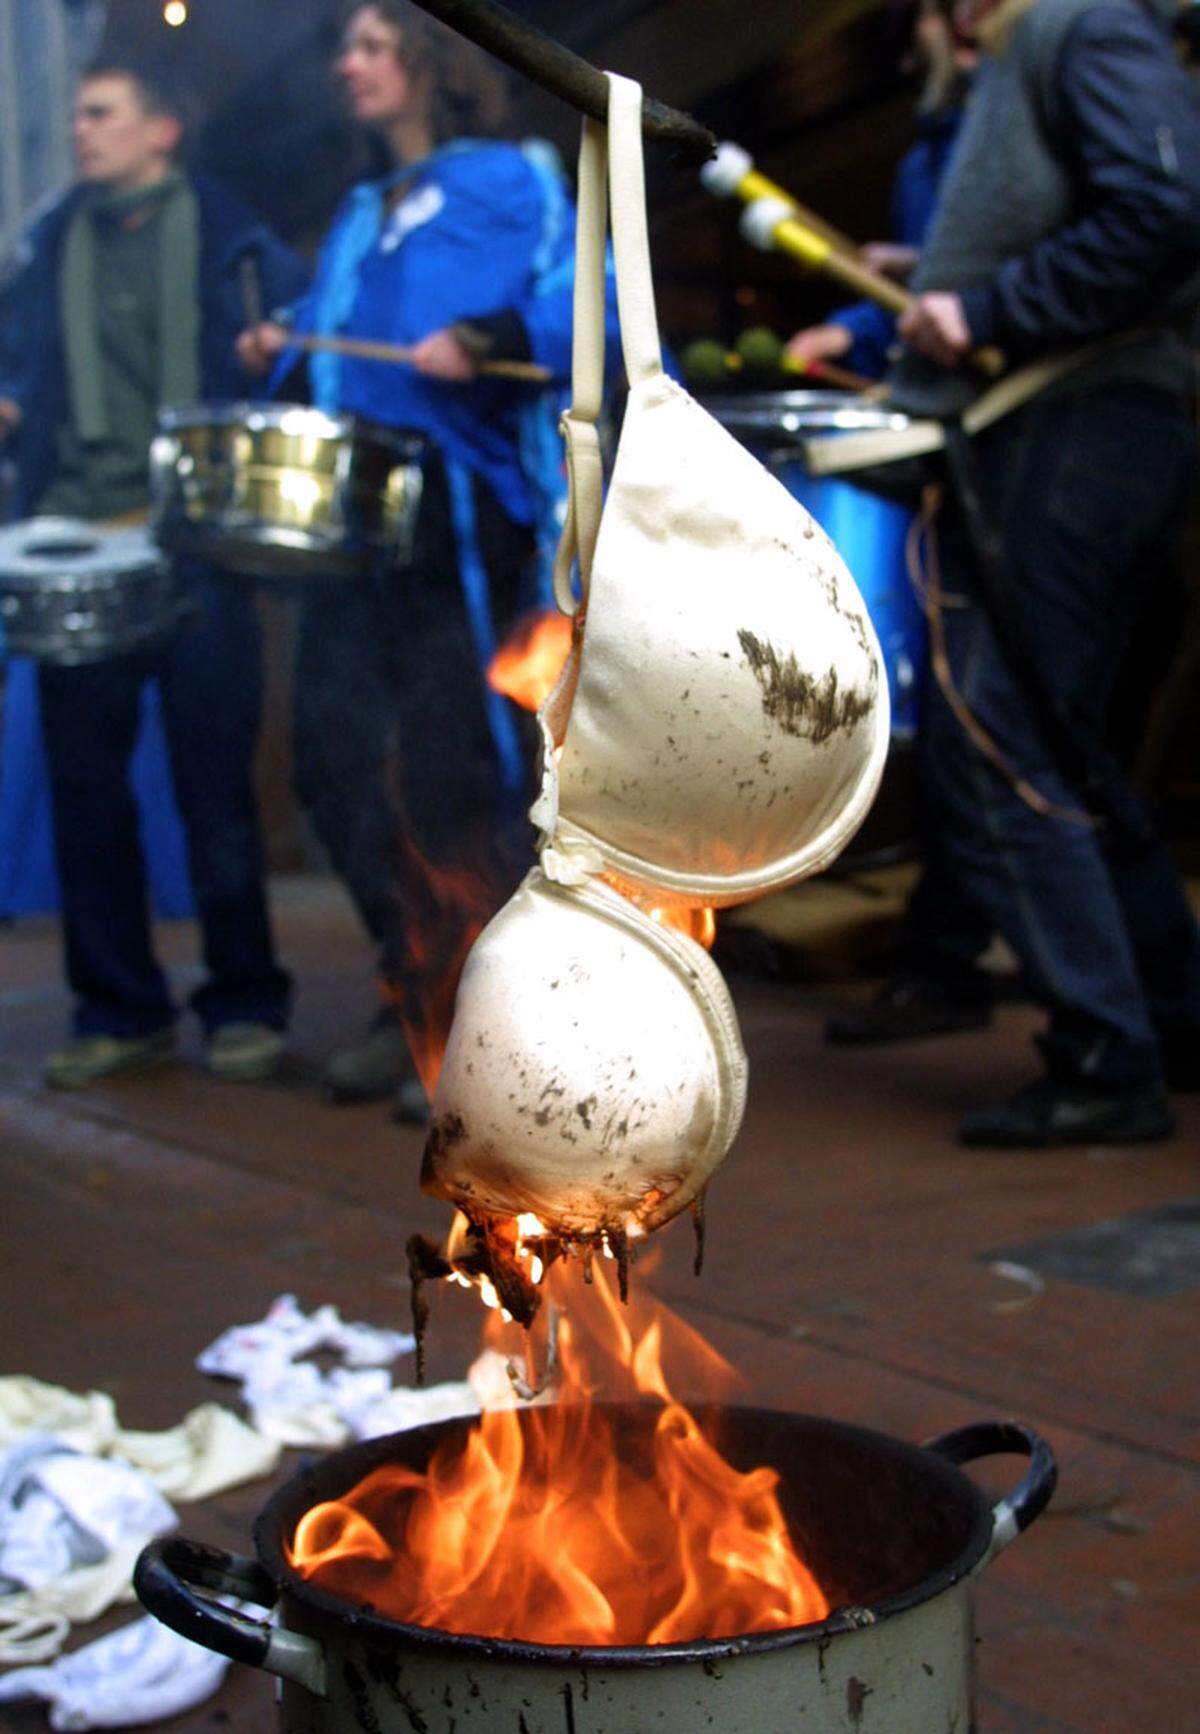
[534,74,890,909]
[423,76,886,1244]
[423,868,747,1239]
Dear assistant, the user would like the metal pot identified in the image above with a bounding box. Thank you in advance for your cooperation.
[135,1406,1055,1733]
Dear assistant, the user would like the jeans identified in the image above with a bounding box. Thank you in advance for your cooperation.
[916,383,1200,1088]
[37,575,291,1038]
[292,453,537,1007]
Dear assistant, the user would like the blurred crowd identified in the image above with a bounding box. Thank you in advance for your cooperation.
[1,0,1199,1151]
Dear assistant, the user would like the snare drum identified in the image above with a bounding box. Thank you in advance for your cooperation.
[704,391,928,739]
[0,518,188,665]
[151,403,425,582]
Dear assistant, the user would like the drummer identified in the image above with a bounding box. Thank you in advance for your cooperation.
[0,56,308,1087]
[786,0,974,380]
[238,0,619,1117]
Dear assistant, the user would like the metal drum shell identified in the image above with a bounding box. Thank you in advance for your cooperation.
[150,403,425,583]
[0,517,188,665]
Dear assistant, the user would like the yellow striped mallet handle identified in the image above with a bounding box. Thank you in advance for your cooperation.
[703,143,1004,376]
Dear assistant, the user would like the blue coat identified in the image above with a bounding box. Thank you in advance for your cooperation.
[279,140,620,528]
[0,172,309,518]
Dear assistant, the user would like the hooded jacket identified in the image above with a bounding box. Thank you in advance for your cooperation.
[0,172,309,518]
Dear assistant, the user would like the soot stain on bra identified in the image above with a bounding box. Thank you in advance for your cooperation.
[737,631,873,744]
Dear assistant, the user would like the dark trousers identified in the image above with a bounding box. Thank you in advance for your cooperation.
[913,383,1200,1087]
[38,576,290,1038]
[292,455,536,1008]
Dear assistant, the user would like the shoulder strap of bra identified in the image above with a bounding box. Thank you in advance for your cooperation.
[552,73,663,616]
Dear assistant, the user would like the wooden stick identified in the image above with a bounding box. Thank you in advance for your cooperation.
[786,355,882,395]
[403,0,716,160]
[284,330,552,383]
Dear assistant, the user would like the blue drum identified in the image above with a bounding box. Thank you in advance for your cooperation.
[704,391,928,741]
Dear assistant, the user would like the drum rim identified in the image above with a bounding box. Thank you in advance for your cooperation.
[699,389,912,438]
[157,401,426,454]
[0,516,165,583]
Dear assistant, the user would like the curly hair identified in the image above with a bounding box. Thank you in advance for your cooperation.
[341,2,511,142]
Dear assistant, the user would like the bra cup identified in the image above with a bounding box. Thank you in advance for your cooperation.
[422,870,748,1237]
[546,374,890,907]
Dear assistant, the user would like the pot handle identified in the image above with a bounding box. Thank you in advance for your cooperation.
[134,1537,327,1698]
[924,1420,1057,1559]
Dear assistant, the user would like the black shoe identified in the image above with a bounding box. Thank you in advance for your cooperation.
[1159,1036,1200,1094]
[959,1074,1176,1149]
[825,978,992,1046]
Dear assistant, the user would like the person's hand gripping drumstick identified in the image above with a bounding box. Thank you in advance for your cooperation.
[234,321,549,383]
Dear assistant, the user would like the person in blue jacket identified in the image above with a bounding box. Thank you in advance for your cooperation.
[239,0,619,1116]
[786,0,973,380]
[0,56,307,1088]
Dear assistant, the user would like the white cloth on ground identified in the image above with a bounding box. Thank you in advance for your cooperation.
[0,1443,176,1592]
[0,1614,229,1728]
[0,1439,177,1666]
[196,1293,414,1380]
[0,1382,281,1665]
[196,1293,416,1447]
[0,1378,281,1503]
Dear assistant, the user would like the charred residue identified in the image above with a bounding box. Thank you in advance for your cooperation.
[737,630,873,745]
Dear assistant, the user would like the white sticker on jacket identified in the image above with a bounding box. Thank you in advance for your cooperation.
[380,183,446,252]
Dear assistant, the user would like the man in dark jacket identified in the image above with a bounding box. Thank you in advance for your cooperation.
[880,0,1200,1144]
[0,58,307,1087]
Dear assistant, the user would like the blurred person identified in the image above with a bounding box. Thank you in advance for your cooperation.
[783,0,999,1048]
[870,0,1200,1146]
[238,1,618,1115]
[0,58,306,1086]
[785,0,976,380]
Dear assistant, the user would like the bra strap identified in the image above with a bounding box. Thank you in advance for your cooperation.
[552,112,607,616]
[551,73,664,618]
[606,73,663,389]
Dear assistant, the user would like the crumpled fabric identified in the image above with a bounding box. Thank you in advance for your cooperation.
[196,1294,416,1448]
[0,1544,151,1666]
[0,1379,281,1504]
[196,1293,414,1380]
[0,1443,176,1594]
[0,1382,282,1665]
[0,1440,177,1666]
[114,1403,279,1502]
[0,1614,228,1728]
[0,1383,118,1458]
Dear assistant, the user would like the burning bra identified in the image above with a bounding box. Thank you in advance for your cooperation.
[419,72,887,1275]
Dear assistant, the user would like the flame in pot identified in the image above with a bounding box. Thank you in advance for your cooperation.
[286,1264,827,1645]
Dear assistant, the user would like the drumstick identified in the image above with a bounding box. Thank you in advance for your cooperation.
[283,331,551,383]
[703,143,1005,378]
[785,355,881,395]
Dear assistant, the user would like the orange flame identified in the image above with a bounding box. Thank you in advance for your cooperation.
[487,609,572,713]
[648,904,717,950]
[387,836,508,1099]
[287,1264,828,1645]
